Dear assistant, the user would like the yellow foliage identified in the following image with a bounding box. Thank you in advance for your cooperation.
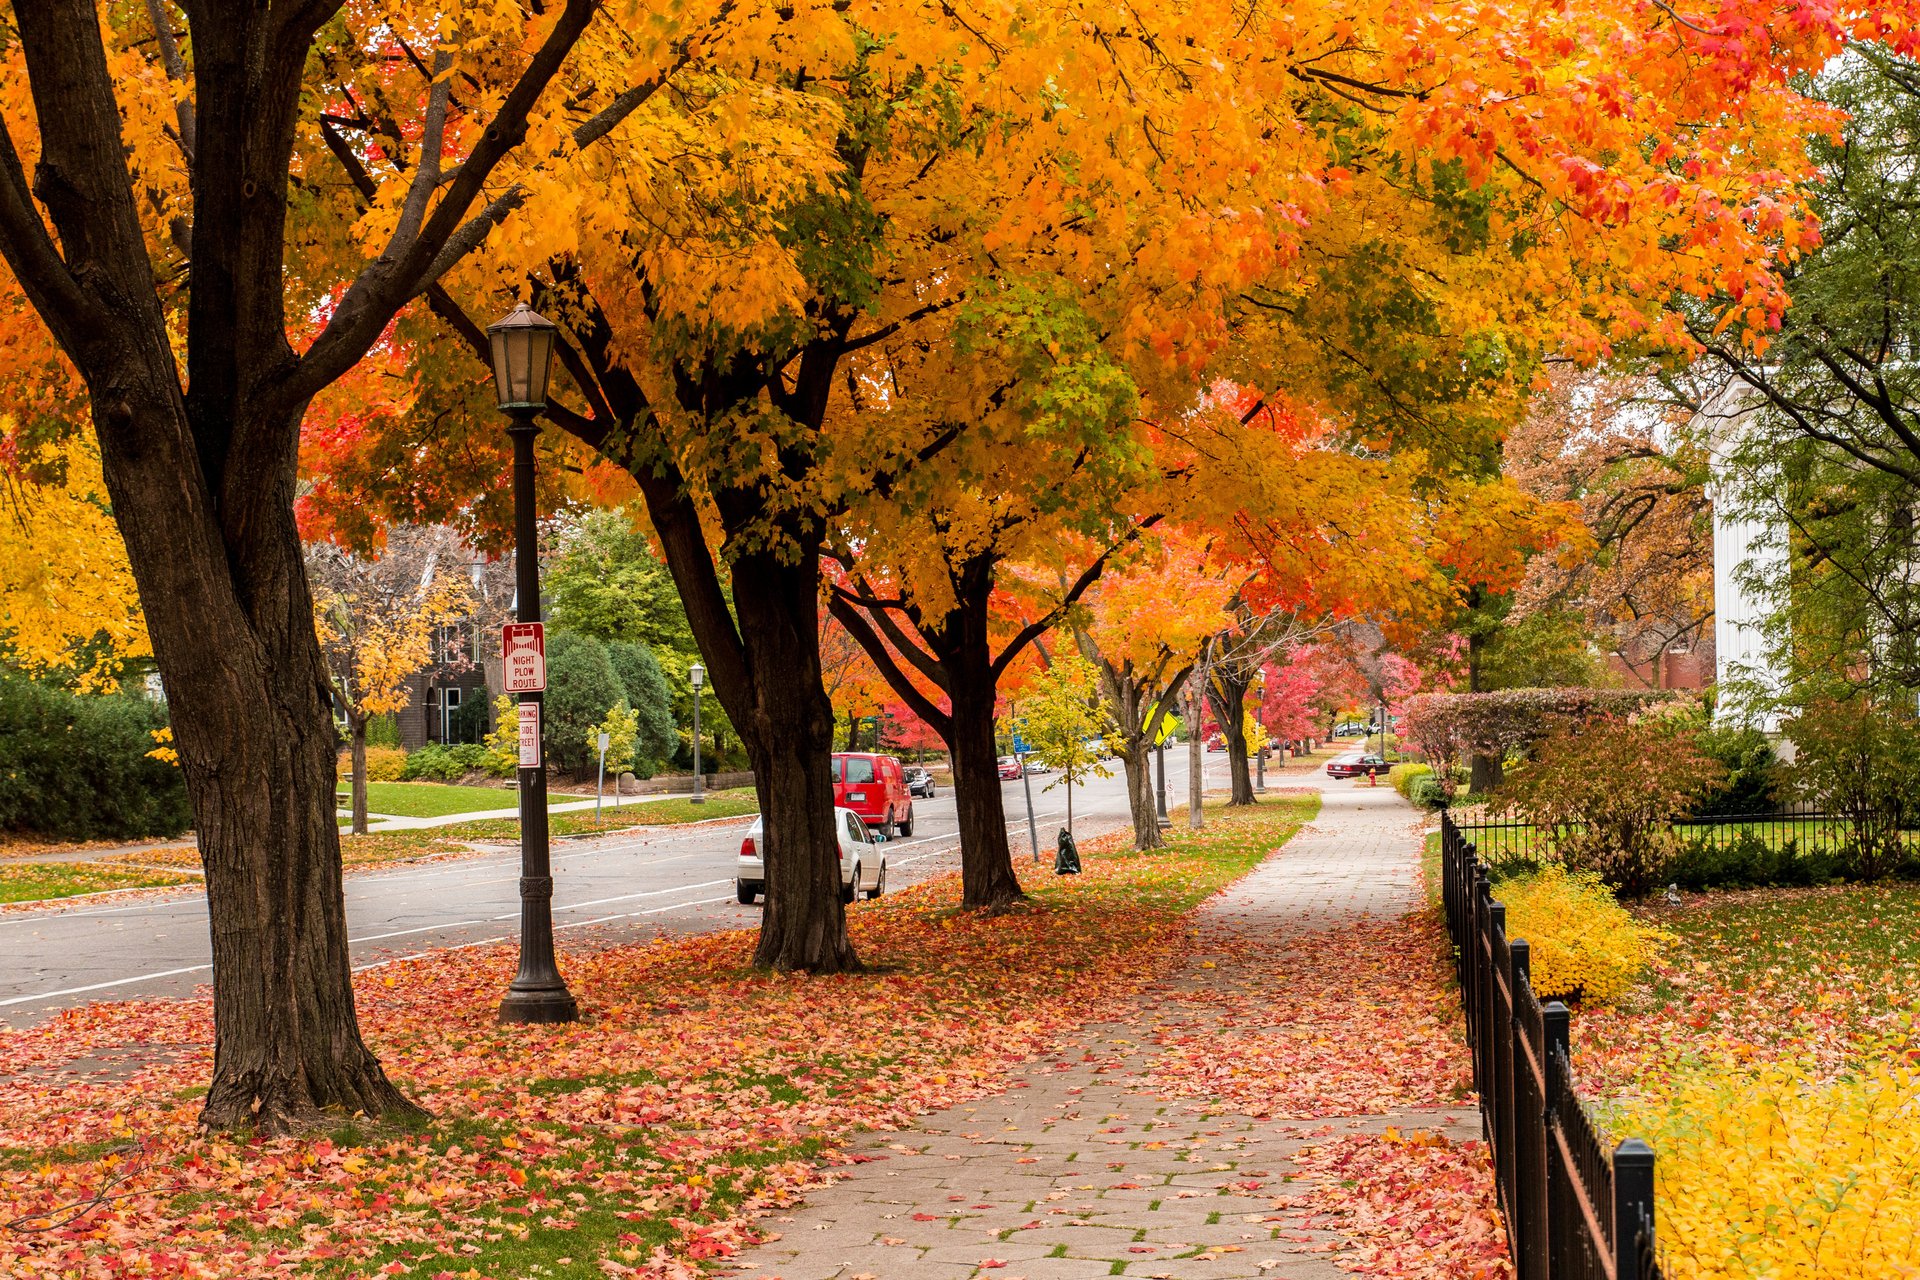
[1628,1062,1920,1280]
[1500,866,1667,1005]
[0,428,149,690]
[483,694,521,777]
[146,726,178,767]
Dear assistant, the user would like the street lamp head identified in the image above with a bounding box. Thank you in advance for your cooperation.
[689,662,705,689]
[487,302,558,410]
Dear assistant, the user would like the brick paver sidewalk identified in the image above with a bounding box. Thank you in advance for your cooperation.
[728,782,1486,1280]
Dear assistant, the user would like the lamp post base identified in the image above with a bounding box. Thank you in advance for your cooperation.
[498,981,579,1024]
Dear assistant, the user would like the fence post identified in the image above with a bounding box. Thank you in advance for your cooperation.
[1614,1139,1656,1280]
[1541,1001,1570,1101]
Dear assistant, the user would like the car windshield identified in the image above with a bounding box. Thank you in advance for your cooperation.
[838,757,876,784]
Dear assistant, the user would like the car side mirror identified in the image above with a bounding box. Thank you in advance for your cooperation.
[871,833,888,844]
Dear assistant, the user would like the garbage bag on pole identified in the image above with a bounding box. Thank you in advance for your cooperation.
[1054,828,1081,875]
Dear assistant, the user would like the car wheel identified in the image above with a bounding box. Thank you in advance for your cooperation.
[880,811,898,840]
[897,807,914,838]
[866,861,886,900]
[842,864,859,904]
[736,880,759,905]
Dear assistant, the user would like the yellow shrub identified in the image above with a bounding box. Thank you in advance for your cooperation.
[1499,865,1666,1004]
[338,746,407,782]
[1627,1063,1920,1279]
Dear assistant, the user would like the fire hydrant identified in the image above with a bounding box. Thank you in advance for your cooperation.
[1368,769,1379,787]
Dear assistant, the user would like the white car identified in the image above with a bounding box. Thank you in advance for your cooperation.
[736,806,888,905]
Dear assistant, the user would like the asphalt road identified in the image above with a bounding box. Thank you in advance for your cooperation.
[0,751,1247,1028]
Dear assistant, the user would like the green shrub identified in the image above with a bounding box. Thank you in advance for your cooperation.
[0,672,192,839]
[1666,831,1842,891]
[1691,725,1779,817]
[402,742,492,781]
[545,632,622,776]
[1410,775,1450,810]
[605,642,676,778]
[1781,695,1920,880]
[1390,762,1431,800]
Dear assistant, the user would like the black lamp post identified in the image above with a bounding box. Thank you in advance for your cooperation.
[489,302,578,1025]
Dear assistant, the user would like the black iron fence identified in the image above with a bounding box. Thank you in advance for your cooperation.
[1450,805,1847,879]
[1441,810,1665,1280]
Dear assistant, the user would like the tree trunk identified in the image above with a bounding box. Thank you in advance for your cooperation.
[948,670,1025,909]
[730,548,858,973]
[1120,736,1162,850]
[96,408,415,1133]
[1207,672,1256,805]
[829,563,1024,911]
[1466,630,1501,792]
[349,715,370,836]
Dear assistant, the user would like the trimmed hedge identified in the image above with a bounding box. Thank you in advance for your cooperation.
[0,672,192,840]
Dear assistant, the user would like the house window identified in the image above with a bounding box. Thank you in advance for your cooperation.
[441,686,461,745]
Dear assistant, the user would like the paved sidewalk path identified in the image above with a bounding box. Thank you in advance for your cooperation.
[729,782,1489,1280]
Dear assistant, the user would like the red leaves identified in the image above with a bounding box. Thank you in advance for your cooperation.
[0,830,1256,1279]
[1140,915,1473,1120]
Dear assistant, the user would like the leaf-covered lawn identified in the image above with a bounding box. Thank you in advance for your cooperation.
[0,862,197,905]
[0,796,1316,1280]
[1579,882,1920,1095]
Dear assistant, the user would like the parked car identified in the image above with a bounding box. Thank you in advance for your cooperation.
[904,766,936,798]
[1325,753,1392,779]
[1024,759,1048,775]
[832,751,915,837]
[997,755,1023,780]
[735,806,888,905]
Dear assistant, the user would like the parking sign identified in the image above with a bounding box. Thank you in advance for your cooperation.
[517,702,541,768]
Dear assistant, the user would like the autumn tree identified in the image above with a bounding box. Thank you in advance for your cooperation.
[1503,369,1713,686]
[1073,539,1232,849]
[308,527,474,833]
[1019,653,1115,842]
[0,0,654,1128]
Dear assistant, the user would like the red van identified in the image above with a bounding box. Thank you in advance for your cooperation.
[832,752,915,837]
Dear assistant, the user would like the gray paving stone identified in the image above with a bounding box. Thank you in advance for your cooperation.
[725,784,1480,1280]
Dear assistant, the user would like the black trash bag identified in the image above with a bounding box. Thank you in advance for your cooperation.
[1054,828,1081,875]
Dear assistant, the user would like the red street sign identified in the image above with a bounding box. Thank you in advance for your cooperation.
[503,622,546,693]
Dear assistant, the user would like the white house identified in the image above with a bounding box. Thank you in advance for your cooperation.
[1701,381,1786,730]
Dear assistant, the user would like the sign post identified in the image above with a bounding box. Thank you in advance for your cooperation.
[595,730,611,824]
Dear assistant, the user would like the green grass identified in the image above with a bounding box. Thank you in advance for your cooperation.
[334,780,557,818]
[434,787,759,839]
[0,861,196,903]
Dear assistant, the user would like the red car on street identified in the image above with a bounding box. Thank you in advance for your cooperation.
[1326,753,1392,779]
[997,755,1023,780]
[833,752,916,837]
